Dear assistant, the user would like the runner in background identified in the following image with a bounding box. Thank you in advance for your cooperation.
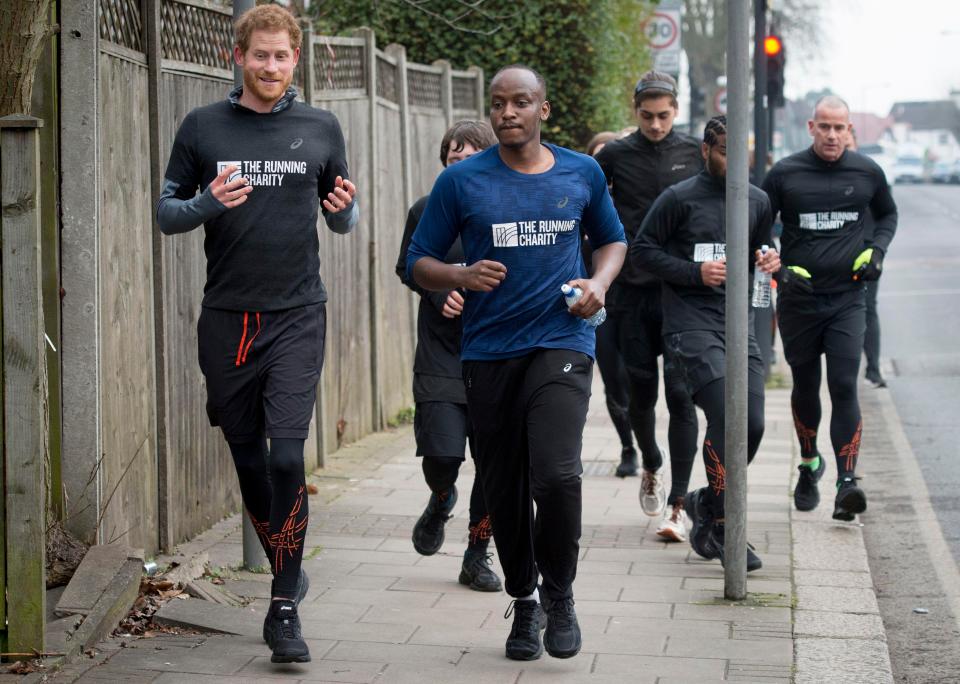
[395,120,502,593]
[594,71,702,541]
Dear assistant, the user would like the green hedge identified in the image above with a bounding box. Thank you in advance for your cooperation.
[311,1,655,149]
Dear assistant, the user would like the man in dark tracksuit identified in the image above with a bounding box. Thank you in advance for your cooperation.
[156,5,357,664]
[395,120,501,592]
[594,71,701,539]
[762,96,897,521]
[632,116,780,572]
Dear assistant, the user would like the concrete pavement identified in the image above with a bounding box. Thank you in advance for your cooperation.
[39,368,895,683]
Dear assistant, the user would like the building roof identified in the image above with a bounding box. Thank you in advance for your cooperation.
[888,100,960,140]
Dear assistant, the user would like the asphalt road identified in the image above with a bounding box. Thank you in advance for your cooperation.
[879,183,960,561]
[860,182,960,683]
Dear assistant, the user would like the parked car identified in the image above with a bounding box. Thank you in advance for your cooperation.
[931,161,955,183]
[892,156,925,184]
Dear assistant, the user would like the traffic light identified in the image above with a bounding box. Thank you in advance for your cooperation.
[690,85,706,120]
[765,34,786,108]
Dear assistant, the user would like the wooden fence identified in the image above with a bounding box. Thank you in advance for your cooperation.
[56,0,485,555]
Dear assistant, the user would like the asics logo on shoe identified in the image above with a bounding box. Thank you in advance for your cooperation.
[563,363,572,373]
[290,137,304,149]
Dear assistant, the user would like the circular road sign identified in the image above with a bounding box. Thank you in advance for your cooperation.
[646,11,679,50]
[714,88,728,115]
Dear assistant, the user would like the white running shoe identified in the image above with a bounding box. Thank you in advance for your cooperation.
[639,469,667,517]
[655,501,689,542]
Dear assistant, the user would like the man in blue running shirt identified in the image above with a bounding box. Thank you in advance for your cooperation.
[407,65,626,662]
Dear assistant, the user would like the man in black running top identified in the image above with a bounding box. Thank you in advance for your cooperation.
[762,96,897,521]
[395,120,502,593]
[632,116,780,572]
[594,71,701,538]
[156,5,357,665]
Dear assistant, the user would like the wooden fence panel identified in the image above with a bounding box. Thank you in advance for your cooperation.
[314,96,375,455]
[97,52,159,552]
[155,70,241,545]
[408,109,447,202]
[374,101,414,423]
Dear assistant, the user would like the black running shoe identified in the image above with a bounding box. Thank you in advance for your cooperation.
[794,455,826,511]
[543,597,582,659]
[264,600,311,663]
[615,446,639,478]
[459,548,503,592]
[710,524,763,573]
[412,485,458,556]
[264,568,310,643]
[504,599,544,661]
[832,477,867,521]
[687,487,717,559]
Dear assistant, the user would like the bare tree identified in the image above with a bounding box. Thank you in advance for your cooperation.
[682,0,822,95]
[0,0,54,117]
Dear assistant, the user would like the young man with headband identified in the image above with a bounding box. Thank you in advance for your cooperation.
[594,71,702,540]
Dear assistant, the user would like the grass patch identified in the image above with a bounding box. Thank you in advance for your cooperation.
[694,592,792,608]
[387,405,416,428]
[303,546,323,561]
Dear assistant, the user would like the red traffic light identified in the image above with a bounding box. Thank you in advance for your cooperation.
[764,35,782,56]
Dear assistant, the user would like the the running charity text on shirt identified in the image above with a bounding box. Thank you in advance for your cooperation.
[491,219,577,247]
[217,160,308,187]
[798,211,859,231]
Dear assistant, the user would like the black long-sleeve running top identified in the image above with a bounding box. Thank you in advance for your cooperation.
[631,171,773,334]
[594,129,703,288]
[395,196,466,404]
[761,147,897,294]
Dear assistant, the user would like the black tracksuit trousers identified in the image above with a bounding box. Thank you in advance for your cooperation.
[462,349,593,602]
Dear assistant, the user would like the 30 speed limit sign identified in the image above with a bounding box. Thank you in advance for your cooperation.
[646,11,680,49]
[645,8,682,75]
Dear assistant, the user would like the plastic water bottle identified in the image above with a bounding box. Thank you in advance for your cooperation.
[751,244,772,308]
[561,284,607,327]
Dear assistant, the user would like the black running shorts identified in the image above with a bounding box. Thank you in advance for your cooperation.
[197,303,325,442]
[777,288,866,366]
[664,329,765,397]
[414,401,470,460]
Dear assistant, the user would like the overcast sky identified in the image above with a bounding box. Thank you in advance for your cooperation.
[785,0,960,116]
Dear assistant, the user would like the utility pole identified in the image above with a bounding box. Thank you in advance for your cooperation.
[724,0,750,601]
[753,0,768,184]
[232,0,269,574]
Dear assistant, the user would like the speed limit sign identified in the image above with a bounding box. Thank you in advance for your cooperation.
[646,11,679,49]
[644,8,682,75]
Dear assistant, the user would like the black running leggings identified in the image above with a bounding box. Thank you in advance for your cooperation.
[422,457,491,550]
[594,314,634,450]
[790,355,862,479]
[693,379,765,520]
[229,436,308,600]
